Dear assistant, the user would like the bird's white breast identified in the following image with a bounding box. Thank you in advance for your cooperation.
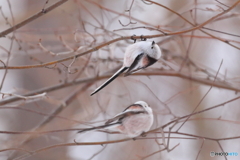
[121,112,153,138]
[123,41,161,67]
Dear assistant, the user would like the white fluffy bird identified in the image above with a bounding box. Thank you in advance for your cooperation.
[77,101,153,138]
[91,41,161,96]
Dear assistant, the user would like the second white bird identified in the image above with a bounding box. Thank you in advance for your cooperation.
[77,101,153,138]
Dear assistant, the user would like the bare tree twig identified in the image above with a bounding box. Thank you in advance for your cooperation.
[217,141,227,160]
[152,95,240,132]
[144,0,240,50]
[195,138,205,160]
[176,60,223,131]
[7,83,93,159]
[2,0,240,70]
[0,0,68,37]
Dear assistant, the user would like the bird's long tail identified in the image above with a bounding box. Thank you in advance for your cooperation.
[77,122,120,134]
[90,66,128,96]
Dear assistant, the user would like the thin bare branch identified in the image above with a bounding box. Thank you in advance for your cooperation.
[0,0,68,37]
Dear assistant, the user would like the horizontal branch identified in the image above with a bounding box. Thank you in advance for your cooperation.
[0,70,238,106]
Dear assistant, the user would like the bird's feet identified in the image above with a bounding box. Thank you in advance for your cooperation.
[140,35,147,41]
[131,34,137,43]
[141,132,147,137]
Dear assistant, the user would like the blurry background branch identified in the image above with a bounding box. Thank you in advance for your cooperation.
[0,0,239,160]
[0,0,68,37]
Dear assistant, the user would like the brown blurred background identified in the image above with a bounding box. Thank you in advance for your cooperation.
[0,0,240,160]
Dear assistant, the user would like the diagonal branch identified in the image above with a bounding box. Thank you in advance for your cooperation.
[0,0,68,37]
[7,83,93,160]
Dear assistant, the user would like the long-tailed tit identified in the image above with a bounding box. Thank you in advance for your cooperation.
[77,101,153,138]
[91,41,161,96]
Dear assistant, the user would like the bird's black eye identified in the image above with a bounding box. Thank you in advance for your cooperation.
[151,41,155,49]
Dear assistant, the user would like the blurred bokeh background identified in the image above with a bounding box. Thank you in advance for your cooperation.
[0,0,240,159]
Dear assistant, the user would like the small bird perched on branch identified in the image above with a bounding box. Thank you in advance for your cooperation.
[77,101,153,138]
[90,40,161,96]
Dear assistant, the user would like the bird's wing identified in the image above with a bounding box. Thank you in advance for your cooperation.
[77,122,120,134]
[124,53,144,76]
[105,105,147,124]
[124,54,157,76]
[78,104,147,134]
[122,104,143,112]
